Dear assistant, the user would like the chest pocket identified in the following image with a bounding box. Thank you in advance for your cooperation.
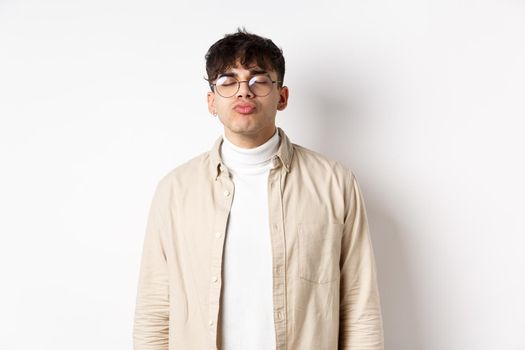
[298,222,344,284]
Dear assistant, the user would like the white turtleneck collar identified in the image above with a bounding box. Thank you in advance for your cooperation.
[220,129,280,175]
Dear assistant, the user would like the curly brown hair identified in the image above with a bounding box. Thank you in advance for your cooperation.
[204,27,285,91]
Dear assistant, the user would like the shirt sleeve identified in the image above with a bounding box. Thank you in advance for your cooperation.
[133,179,171,350]
[339,171,384,350]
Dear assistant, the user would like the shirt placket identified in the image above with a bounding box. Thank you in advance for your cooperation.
[268,158,287,350]
[208,164,234,350]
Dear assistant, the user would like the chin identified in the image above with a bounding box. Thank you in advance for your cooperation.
[230,127,258,135]
[228,121,258,133]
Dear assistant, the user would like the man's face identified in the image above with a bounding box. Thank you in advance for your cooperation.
[207,60,289,148]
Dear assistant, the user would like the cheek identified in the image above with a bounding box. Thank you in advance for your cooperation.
[262,93,279,108]
[272,94,281,108]
[215,100,227,112]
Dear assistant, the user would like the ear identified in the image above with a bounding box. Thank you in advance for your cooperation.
[277,86,289,111]
[207,91,216,115]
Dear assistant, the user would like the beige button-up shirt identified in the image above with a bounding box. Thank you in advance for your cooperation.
[133,127,384,350]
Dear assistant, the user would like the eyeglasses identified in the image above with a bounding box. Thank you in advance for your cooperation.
[211,75,282,98]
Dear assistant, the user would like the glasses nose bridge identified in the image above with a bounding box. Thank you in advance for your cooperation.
[236,79,254,97]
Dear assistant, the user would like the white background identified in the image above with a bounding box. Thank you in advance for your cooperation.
[1,0,524,349]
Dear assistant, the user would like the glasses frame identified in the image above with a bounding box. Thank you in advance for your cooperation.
[210,74,282,98]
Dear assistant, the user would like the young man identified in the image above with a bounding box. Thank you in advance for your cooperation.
[133,29,384,350]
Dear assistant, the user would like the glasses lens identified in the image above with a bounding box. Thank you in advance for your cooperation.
[215,76,238,97]
[249,75,273,97]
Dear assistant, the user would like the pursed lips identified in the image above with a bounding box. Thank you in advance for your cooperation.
[233,102,256,114]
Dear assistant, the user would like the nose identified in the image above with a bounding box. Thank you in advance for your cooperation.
[237,80,254,98]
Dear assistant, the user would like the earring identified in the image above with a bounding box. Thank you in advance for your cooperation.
[212,111,217,116]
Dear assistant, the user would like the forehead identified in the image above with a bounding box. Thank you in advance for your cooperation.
[221,60,276,76]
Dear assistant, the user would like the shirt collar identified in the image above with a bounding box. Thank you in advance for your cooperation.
[210,127,294,180]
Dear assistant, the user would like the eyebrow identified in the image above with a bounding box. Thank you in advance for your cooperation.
[218,68,268,78]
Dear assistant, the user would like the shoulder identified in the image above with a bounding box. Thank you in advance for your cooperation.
[156,150,213,189]
[291,143,355,181]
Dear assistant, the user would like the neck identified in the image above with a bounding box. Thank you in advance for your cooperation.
[223,126,277,149]
[220,128,280,172]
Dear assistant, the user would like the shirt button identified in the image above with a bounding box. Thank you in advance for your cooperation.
[209,319,214,326]
[223,190,230,197]
[276,267,282,274]
[215,231,222,238]
[277,312,283,320]
[212,276,218,283]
